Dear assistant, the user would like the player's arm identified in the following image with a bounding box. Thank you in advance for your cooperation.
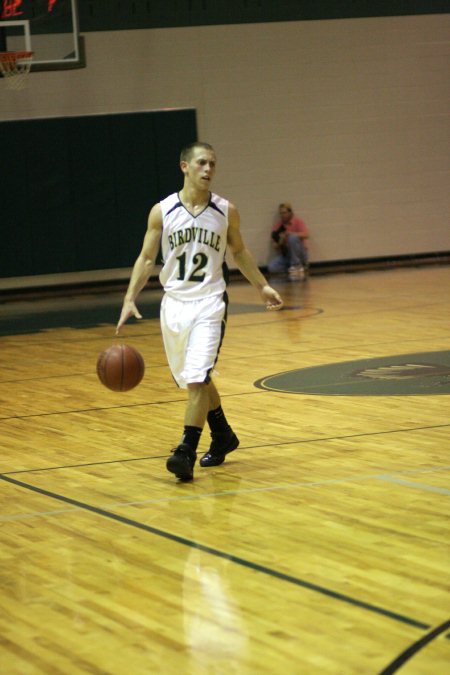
[227,204,283,311]
[116,204,163,334]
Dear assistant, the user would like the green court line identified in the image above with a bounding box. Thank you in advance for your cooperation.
[0,473,431,633]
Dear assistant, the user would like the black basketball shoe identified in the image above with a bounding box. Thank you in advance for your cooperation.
[199,430,239,467]
[166,443,197,481]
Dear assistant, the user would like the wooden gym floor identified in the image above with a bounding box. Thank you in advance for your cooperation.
[0,265,449,674]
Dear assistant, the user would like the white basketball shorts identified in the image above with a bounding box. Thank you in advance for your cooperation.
[160,292,228,389]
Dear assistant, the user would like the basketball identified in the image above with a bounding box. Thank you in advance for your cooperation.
[96,344,145,392]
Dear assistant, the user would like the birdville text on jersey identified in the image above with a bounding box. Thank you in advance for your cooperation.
[168,226,222,252]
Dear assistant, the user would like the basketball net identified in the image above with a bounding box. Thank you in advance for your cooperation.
[0,51,33,90]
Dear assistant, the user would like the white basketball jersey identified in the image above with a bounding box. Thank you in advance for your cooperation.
[159,192,230,300]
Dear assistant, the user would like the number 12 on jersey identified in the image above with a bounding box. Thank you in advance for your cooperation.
[176,252,208,282]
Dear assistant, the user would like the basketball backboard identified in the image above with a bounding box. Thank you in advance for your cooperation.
[0,0,84,71]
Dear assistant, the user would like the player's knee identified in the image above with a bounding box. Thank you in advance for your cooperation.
[187,381,207,397]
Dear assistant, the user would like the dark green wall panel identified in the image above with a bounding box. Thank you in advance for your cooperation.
[1,109,197,278]
[67,117,118,271]
[78,0,450,32]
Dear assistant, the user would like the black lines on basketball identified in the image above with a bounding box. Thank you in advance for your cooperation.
[96,344,145,392]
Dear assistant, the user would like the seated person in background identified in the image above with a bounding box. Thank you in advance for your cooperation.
[268,202,309,281]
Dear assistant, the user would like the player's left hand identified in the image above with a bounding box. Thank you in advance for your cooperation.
[261,285,283,311]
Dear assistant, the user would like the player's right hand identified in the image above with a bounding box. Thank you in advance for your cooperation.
[115,300,142,335]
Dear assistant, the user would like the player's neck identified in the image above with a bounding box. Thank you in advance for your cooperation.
[179,185,210,212]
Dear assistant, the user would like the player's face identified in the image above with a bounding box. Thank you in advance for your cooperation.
[184,148,217,190]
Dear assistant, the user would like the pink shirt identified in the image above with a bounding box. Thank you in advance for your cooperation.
[272,215,309,248]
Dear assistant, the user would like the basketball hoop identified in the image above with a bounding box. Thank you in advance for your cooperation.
[0,51,34,90]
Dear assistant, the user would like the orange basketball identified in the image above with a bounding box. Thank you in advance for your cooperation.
[97,344,145,392]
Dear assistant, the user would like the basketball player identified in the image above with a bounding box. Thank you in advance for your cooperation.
[116,142,283,481]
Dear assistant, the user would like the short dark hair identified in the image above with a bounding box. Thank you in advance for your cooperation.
[180,142,214,163]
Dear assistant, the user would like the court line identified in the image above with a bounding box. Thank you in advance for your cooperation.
[1,467,448,521]
[0,364,169,385]
[0,328,442,363]
[378,617,450,674]
[102,466,450,505]
[250,424,450,450]
[0,398,183,421]
[100,464,445,505]
[2,444,449,482]
[0,473,431,633]
[1,466,448,523]
[375,476,450,495]
[0,421,448,464]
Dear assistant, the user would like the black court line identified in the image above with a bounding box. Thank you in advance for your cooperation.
[0,363,169,385]
[378,618,450,674]
[1,424,448,476]
[0,473,431,633]
[0,327,164,344]
[249,424,450,449]
[0,392,249,422]
[0,398,184,422]
[3,454,164,474]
